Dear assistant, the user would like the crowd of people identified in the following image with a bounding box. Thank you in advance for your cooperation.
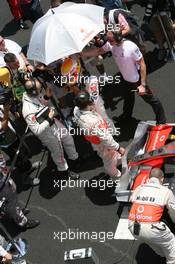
[0,0,175,263]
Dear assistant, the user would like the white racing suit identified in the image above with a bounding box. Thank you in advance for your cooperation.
[74,106,121,180]
[85,76,116,133]
[128,177,175,264]
[22,92,78,171]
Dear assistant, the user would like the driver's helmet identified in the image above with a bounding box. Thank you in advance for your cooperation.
[61,57,81,85]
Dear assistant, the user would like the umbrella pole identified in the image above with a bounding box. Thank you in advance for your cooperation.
[23,147,47,210]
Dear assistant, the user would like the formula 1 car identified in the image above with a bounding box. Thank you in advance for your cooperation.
[115,121,175,239]
[116,121,175,202]
[116,121,175,201]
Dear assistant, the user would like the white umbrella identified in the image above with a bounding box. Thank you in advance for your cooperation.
[27,5,105,65]
[46,2,104,24]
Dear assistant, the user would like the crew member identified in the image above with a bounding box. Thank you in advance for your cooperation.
[61,57,116,131]
[128,168,175,263]
[81,29,166,124]
[74,90,125,181]
[22,78,80,179]
[0,37,34,71]
[105,8,145,52]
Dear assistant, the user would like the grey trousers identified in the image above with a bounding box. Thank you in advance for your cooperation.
[129,220,175,264]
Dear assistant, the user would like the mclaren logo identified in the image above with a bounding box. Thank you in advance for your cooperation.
[137,205,145,214]
[160,135,166,142]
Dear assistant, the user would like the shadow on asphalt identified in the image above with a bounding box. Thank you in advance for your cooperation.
[38,152,62,199]
[0,19,19,37]
[0,220,20,239]
[114,117,140,142]
[72,135,103,172]
[23,135,43,156]
[12,169,32,194]
[136,243,166,264]
[101,77,124,113]
[126,0,139,9]
[85,173,117,205]
[38,167,62,199]
[144,48,167,75]
[37,141,104,199]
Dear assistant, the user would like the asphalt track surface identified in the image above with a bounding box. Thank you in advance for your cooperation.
[0,1,175,264]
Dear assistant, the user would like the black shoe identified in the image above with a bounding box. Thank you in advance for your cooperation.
[113,114,132,123]
[68,157,82,172]
[57,170,69,180]
[68,170,80,180]
[157,48,167,61]
[23,177,40,186]
[57,169,80,180]
[25,161,42,175]
[18,19,29,30]
[22,208,30,216]
[21,219,40,230]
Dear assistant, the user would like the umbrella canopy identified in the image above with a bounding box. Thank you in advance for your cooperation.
[44,2,75,16]
[46,2,104,24]
[27,4,105,65]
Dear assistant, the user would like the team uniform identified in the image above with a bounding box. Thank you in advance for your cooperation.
[22,91,78,172]
[103,40,143,82]
[74,106,121,180]
[60,58,116,131]
[85,76,116,132]
[102,39,166,124]
[128,177,175,264]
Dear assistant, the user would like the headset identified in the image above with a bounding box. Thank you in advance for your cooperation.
[25,78,38,96]
[74,91,93,109]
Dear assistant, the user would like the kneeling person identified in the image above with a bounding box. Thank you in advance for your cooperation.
[128,168,175,263]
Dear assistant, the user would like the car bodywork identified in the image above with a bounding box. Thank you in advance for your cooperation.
[116,121,175,202]
[114,121,175,239]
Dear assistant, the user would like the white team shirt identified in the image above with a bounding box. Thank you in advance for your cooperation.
[103,40,142,83]
[0,39,25,69]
